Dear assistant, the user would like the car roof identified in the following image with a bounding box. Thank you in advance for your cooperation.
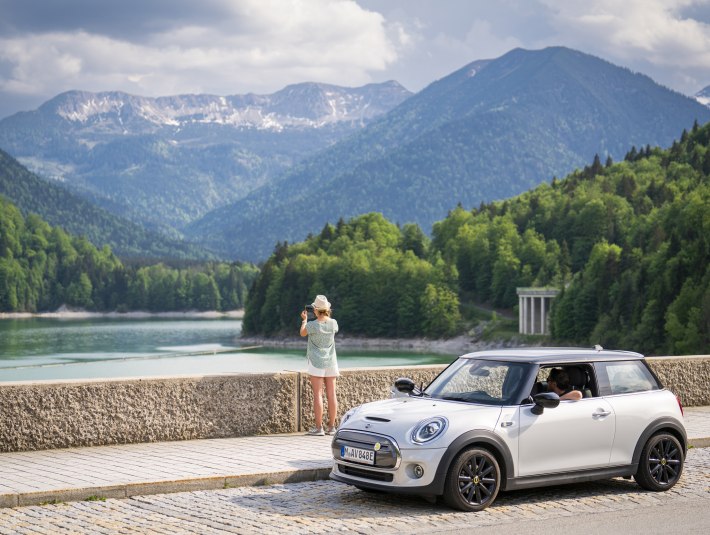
[459,347,644,364]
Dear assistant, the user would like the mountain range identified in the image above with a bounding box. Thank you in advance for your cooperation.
[185,46,710,260]
[1,46,709,263]
[0,81,411,234]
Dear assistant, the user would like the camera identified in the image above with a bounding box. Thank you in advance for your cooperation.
[305,305,316,321]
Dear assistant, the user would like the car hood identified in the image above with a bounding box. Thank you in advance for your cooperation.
[341,397,503,446]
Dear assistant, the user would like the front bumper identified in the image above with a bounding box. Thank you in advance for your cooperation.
[331,429,446,491]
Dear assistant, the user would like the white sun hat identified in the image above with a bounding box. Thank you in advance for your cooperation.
[311,295,331,310]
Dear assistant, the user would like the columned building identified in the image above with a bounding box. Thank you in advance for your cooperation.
[516,287,560,335]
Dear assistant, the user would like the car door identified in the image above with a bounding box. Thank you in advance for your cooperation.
[517,365,615,477]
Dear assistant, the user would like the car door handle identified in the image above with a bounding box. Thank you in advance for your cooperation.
[592,409,612,418]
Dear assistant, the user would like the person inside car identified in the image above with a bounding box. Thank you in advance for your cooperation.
[547,368,583,400]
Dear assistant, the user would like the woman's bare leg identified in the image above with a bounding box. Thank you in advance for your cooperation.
[324,377,338,427]
[310,376,324,428]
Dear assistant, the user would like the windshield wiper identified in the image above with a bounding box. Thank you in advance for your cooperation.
[410,390,430,397]
[441,395,470,402]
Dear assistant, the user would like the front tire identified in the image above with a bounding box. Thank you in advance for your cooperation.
[634,433,684,491]
[443,447,501,512]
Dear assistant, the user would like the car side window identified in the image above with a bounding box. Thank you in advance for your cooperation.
[529,364,596,399]
[595,360,660,395]
[532,368,550,394]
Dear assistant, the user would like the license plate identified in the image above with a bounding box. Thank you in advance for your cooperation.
[341,445,375,465]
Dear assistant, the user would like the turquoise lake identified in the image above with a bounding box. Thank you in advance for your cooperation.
[0,317,456,382]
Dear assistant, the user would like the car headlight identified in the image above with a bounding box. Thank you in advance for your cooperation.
[340,406,360,425]
[411,417,448,444]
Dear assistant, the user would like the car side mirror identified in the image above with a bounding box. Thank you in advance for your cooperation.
[531,392,560,415]
[394,377,422,396]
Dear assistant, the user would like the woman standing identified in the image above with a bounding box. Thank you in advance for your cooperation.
[300,294,339,436]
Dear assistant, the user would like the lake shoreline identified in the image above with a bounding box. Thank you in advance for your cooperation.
[0,308,245,320]
[238,334,527,355]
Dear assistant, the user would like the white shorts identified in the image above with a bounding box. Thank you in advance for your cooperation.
[308,361,340,377]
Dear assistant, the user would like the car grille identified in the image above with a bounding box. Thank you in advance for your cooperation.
[337,463,394,482]
[332,430,400,470]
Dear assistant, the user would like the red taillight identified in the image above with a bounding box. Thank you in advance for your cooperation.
[676,395,684,416]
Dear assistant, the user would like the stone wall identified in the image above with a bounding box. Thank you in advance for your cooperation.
[0,374,298,453]
[1,357,708,453]
[299,365,444,431]
[647,356,710,408]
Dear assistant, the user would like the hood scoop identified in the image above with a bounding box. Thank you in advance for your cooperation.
[365,416,391,422]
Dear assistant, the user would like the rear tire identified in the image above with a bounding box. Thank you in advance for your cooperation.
[443,447,501,512]
[634,433,684,491]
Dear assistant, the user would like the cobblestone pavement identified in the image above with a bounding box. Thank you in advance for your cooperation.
[2,406,708,509]
[1,447,708,534]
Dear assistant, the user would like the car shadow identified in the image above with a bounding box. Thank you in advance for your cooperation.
[224,476,678,520]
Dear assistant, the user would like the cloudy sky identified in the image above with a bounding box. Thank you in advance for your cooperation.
[1,0,710,119]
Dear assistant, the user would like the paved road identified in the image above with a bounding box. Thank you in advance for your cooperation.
[1,447,708,534]
[429,498,710,535]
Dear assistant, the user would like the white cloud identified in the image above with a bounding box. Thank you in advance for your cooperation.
[0,0,402,99]
[2,0,710,118]
[538,0,710,90]
[463,19,524,60]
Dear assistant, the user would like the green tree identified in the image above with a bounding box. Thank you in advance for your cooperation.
[400,223,429,258]
[420,283,460,338]
[66,273,93,308]
[190,272,221,311]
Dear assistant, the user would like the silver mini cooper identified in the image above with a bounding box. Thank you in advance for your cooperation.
[330,348,686,511]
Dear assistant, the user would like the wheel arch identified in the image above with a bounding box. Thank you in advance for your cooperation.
[431,430,515,494]
[632,417,687,465]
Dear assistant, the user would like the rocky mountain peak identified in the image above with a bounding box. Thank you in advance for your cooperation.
[696,85,710,107]
[37,82,412,132]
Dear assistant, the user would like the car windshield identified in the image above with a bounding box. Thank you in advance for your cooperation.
[424,358,534,406]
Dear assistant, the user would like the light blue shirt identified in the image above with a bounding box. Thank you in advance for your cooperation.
[306,318,339,369]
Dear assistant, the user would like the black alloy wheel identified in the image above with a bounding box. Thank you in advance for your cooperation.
[443,447,501,512]
[634,433,684,491]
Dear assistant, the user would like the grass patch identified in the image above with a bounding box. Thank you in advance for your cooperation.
[84,495,106,502]
[480,315,521,340]
[459,302,496,323]
[39,499,64,506]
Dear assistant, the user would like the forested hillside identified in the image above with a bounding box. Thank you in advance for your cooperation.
[244,122,710,355]
[0,148,214,260]
[0,196,258,312]
[242,213,460,339]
